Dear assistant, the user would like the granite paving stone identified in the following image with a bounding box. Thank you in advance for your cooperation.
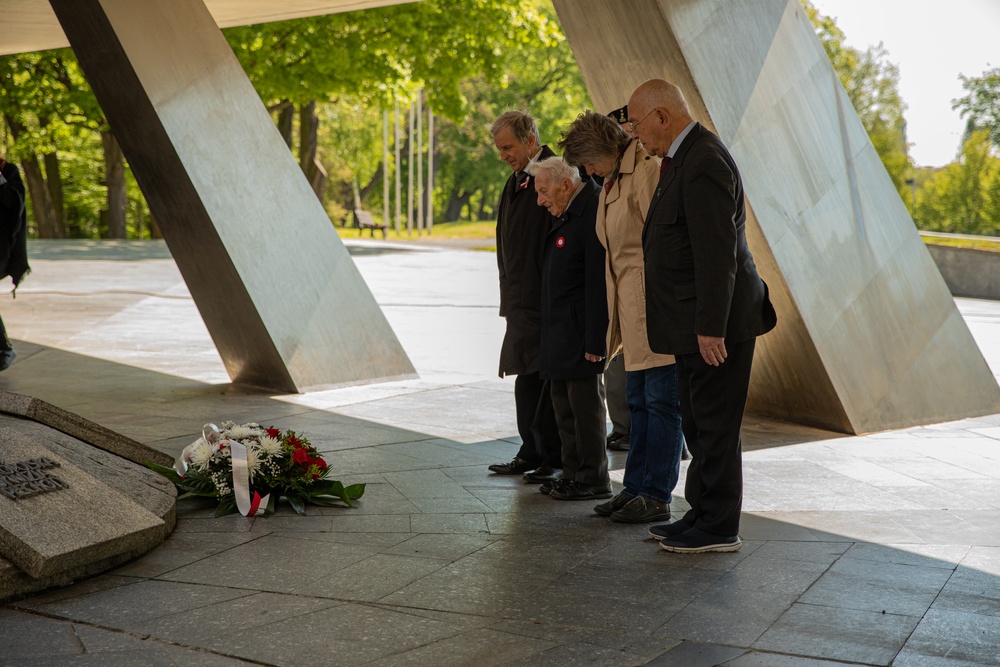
[367,627,558,667]
[894,609,1000,667]
[643,641,748,667]
[754,603,921,664]
[798,556,953,616]
[26,579,252,629]
[156,535,378,591]
[655,584,797,647]
[293,553,449,601]
[383,532,501,560]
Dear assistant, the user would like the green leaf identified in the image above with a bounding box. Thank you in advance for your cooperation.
[260,494,277,518]
[214,496,238,517]
[287,494,307,516]
[344,483,366,500]
[309,496,347,507]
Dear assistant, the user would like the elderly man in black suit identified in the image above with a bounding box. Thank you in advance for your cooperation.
[487,111,563,483]
[528,156,611,501]
[627,80,776,553]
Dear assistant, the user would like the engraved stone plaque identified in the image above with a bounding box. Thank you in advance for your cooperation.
[0,428,165,579]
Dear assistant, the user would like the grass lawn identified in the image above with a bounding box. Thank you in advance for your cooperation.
[922,234,1000,252]
[346,220,497,251]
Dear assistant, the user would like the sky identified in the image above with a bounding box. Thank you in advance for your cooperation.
[810,0,999,167]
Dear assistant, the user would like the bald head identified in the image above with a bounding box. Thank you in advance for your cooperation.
[627,79,693,158]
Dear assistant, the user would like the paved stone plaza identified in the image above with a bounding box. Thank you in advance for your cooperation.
[1,239,999,666]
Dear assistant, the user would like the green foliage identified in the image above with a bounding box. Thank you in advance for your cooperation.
[802,1,912,195]
[913,131,1000,236]
[953,66,1000,152]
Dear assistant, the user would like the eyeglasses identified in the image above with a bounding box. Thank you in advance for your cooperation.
[628,109,657,134]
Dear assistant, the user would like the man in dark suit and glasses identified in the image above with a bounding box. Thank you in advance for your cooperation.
[627,80,776,553]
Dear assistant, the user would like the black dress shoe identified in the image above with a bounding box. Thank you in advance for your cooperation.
[605,431,627,446]
[0,348,16,372]
[488,457,536,475]
[540,478,571,495]
[522,466,560,483]
[607,433,630,452]
[550,481,613,501]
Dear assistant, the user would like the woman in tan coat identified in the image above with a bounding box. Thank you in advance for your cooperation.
[559,110,684,523]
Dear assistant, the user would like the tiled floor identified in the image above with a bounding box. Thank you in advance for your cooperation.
[2,239,1000,666]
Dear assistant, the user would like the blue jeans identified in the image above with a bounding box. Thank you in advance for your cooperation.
[623,364,684,504]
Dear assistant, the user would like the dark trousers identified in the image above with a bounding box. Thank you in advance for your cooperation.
[550,375,609,486]
[513,372,562,468]
[675,338,756,537]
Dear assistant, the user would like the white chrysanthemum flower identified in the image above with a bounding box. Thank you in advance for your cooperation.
[225,424,262,441]
[245,446,262,481]
[188,440,215,469]
[258,435,283,456]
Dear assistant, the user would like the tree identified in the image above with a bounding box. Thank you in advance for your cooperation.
[914,131,1000,235]
[802,2,913,196]
[953,66,1000,153]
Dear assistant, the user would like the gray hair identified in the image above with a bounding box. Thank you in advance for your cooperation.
[558,110,630,167]
[490,110,539,145]
[527,156,580,186]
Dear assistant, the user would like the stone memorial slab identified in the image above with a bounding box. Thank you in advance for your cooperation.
[0,390,174,468]
[0,428,165,579]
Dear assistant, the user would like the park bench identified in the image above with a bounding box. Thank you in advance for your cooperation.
[354,209,388,238]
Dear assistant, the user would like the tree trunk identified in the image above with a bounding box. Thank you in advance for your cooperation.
[298,99,326,202]
[43,152,67,237]
[276,100,294,149]
[4,113,61,238]
[358,161,384,205]
[21,156,62,238]
[443,191,471,222]
[101,130,127,239]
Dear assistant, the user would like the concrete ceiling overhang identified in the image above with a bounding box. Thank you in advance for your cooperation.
[1,0,415,56]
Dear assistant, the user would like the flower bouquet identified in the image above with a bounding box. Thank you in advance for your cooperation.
[147,422,364,517]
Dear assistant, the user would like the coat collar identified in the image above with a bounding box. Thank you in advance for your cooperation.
[605,139,647,206]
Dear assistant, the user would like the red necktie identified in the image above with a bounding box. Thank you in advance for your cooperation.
[660,156,672,176]
[603,177,614,195]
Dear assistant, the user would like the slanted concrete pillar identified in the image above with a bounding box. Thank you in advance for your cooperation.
[48,0,415,392]
[554,0,1000,433]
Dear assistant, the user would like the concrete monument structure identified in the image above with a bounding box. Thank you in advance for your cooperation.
[552,0,1000,433]
[0,0,996,431]
[40,0,417,393]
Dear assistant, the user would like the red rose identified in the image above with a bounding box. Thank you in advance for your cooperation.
[315,458,328,470]
[288,435,302,448]
[266,427,280,438]
[292,448,310,465]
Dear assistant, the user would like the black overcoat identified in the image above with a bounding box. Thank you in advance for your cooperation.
[641,123,775,355]
[0,161,29,288]
[539,181,608,380]
[496,145,556,377]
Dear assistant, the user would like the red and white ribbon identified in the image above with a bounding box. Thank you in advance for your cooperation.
[229,441,269,517]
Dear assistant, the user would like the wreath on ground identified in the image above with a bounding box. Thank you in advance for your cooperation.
[148,421,364,517]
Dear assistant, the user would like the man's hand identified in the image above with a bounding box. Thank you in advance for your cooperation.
[584,352,605,363]
[698,335,727,366]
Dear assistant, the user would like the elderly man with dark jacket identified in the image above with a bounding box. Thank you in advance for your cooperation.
[529,156,611,501]
[487,111,563,482]
[628,79,776,553]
